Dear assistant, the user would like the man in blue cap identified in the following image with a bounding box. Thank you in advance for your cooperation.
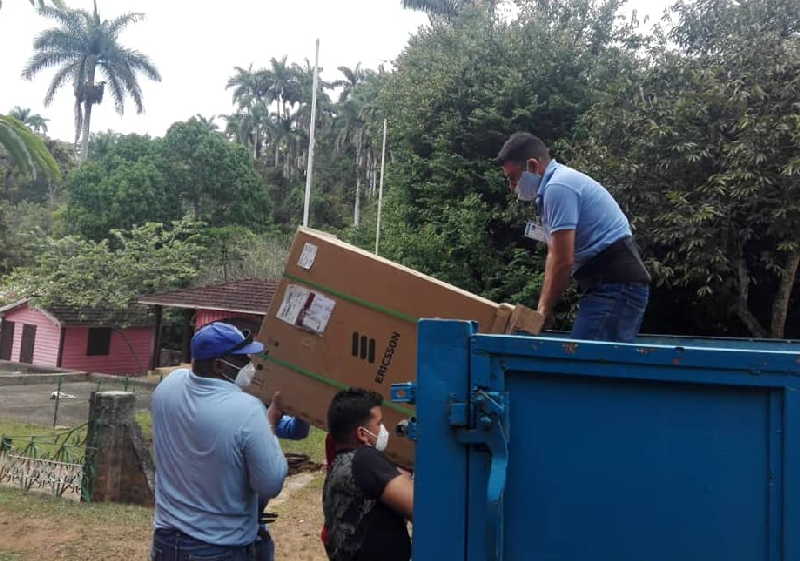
[150,322,306,561]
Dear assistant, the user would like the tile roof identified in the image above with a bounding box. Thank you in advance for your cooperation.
[138,278,279,315]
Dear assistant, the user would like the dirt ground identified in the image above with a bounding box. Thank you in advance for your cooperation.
[270,473,327,561]
[0,472,327,561]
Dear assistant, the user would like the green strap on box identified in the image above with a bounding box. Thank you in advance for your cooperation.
[259,352,416,417]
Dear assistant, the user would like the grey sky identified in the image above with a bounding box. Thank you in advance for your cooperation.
[0,0,670,144]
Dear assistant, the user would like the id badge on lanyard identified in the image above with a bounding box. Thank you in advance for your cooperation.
[522,191,547,243]
[524,220,548,243]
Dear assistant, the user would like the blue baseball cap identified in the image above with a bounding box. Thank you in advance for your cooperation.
[191,322,264,360]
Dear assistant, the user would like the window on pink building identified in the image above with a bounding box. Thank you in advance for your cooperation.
[87,327,112,356]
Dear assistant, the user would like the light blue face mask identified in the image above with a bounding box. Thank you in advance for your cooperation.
[516,171,542,201]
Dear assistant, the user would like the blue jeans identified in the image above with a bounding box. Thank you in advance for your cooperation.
[255,530,275,561]
[151,529,261,561]
[571,282,649,343]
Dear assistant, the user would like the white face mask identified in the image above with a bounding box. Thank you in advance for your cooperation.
[234,362,256,388]
[516,170,542,201]
[363,424,390,452]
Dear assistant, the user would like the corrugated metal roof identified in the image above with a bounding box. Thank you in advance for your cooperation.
[0,299,154,327]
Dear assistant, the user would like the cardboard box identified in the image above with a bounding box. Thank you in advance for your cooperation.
[249,227,543,465]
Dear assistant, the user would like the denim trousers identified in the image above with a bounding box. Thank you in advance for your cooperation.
[571,282,649,343]
[151,528,273,561]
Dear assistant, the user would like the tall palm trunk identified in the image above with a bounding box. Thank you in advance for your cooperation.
[79,61,96,162]
[370,150,378,197]
[4,167,14,200]
[254,128,260,160]
[354,142,362,226]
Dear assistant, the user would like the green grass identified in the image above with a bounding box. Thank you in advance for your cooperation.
[0,553,23,561]
[280,425,327,465]
[0,486,152,524]
[0,418,87,460]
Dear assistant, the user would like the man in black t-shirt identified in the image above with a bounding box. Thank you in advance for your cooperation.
[323,388,413,561]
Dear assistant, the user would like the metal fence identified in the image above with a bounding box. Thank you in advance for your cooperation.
[0,424,90,499]
[1,374,155,500]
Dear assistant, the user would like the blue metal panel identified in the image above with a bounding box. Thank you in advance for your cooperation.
[411,320,476,561]
[471,335,800,378]
[784,388,800,559]
[636,334,800,351]
[410,320,800,561]
[540,330,800,352]
[502,373,774,561]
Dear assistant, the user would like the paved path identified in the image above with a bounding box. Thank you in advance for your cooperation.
[0,381,152,427]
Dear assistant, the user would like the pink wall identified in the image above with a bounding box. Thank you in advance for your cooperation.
[195,309,263,330]
[3,305,61,367]
[60,326,155,375]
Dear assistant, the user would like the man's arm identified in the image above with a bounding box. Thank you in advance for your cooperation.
[537,229,575,319]
[242,406,288,499]
[353,448,414,521]
[266,391,311,440]
[380,471,414,521]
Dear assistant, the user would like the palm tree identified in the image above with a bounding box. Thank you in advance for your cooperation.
[334,99,370,226]
[87,129,119,160]
[8,107,32,123]
[333,64,368,103]
[226,65,277,160]
[0,115,61,183]
[22,4,161,162]
[401,0,496,18]
[268,56,301,122]
[223,102,271,160]
[8,106,49,135]
[192,114,219,132]
[226,65,274,108]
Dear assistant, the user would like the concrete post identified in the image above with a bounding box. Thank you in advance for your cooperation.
[83,391,154,505]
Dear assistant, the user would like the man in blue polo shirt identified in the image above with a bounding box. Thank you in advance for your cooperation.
[497,132,650,342]
[150,322,297,561]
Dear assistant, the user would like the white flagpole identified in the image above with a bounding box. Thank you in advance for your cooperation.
[375,118,388,255]
[302,38,320,228]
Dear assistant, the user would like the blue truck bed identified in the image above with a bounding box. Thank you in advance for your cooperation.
[392,320,800,561]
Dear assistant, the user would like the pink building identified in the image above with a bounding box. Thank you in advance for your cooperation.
[139,278,278,367]
[0,300,155,375]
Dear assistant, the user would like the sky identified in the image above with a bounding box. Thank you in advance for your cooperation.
[0,0,670,144]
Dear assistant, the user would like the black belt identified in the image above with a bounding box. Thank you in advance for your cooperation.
[573,236,651,292]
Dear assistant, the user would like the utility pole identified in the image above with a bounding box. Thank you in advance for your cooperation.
[375,119,388,255]
[302,38,320,227]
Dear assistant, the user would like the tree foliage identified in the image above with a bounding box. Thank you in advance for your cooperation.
[0,115,61,183]
[63,120,271,240]
[22,4,161,161]
[3,218,206,316]
[570,0,800,337]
